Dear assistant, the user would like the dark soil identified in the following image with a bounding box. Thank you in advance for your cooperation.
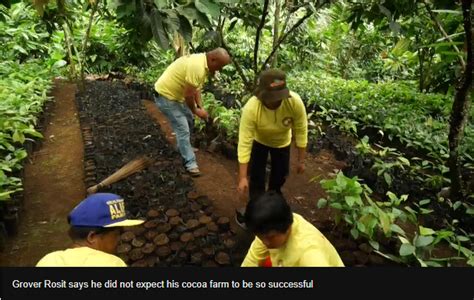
[75,80,243,266]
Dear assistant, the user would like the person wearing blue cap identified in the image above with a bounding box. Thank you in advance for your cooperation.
[36,193,144,267]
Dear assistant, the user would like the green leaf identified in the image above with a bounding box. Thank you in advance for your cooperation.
[344,195,360,207]
[179,6,212,28]
[374,250,403,263]
[453,201,462,211]
[399,244,415,256]
[150,9,169,49]
[467,256,474,266]
[455,235,469,242]
[154,0,167,9]
[390,224,405,235]
[317,198,327,208]
[414,235,434,247]
[330,203,343,210]
[52,60,67,68]
[12,130,25,144]
[397,156,410,166]
[419,199,431,206]
[379,211,391,235]
[356,221,366,233]
[335,172,347,189]
[419,226,436,236]
[195,0,220,19]
[449,242,472,257]
[466,207,474,215]
[386,191,397,202]
[0,190,16,200]
[350,228,359,239]
[163,10,180,32]
[369,240,379,250]
[425,260,443,267]
[384,173,392,186]
[178,15,193,42]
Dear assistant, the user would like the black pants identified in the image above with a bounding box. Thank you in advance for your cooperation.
[248,141,290,201]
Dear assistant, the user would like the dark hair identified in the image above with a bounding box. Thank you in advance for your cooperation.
[244,191,293,234]
[68,226,118,241]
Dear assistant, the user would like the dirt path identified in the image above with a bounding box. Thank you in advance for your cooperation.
[142,99,346,251]
[0,81,85,266]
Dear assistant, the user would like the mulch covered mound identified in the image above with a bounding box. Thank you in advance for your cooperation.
[75,80,243,267]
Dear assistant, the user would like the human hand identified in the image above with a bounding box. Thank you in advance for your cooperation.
[195,108,209,120]
[296,162,305,174]
[237,177,249,197]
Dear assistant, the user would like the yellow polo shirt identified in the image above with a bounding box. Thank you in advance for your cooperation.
[36,247,127,267]
[241,213,344,267]
[154,53,208,102]
[238,91,308,164]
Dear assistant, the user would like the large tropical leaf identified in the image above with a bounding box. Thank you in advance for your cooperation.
[178,15,193,42]
[178,5,212,29]
[150,9,169,49]
[163,9,180,32]
[195,0,220,19]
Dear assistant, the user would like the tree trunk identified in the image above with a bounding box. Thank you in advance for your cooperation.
[253,0,270,87]
[80,0,100,83]
[416,33,424,92]
[447,0,473,202]
[260,11,313,73]
[62,24,76,80]
[271,0,281,67]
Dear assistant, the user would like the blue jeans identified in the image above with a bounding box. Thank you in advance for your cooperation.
[154,94,198,170]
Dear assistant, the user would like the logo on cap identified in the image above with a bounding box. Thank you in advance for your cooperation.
[107,199,126,220]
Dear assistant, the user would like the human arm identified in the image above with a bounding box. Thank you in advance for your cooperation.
[296,146,306,174]
[184,84,208,119]
[195,89,203,109]
[237,104,256,195]
[237,163,249,196]
[291,92,308,174]
[185,58,208,119]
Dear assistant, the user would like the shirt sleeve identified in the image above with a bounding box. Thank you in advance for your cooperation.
[238,105,256,164]
[241,237,269,267]
[36,253,56,267]
[185,61,206,88]
[290,92,308,148]
[298,249,335,267]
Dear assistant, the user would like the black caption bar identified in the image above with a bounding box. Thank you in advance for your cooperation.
[1,268,473,299]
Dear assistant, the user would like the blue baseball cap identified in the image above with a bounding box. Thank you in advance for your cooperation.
[68,193,144,228]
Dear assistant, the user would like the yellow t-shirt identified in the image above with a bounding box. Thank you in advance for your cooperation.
[241,213,344,267]
[154,53,208,102]
[36,247,127,267]
[238,91,308,163]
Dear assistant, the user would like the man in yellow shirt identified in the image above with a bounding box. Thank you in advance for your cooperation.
[242,191,344,267]
[236,68,308,227]
[153,48,231,177]
[36,193,144,267]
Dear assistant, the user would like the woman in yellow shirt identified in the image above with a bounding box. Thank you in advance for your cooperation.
[242,191,344,267]
[236,68,308,227]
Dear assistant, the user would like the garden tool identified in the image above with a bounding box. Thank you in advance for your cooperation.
[86,156,154,194]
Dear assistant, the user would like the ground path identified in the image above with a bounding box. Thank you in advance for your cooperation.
[0,81,356,266]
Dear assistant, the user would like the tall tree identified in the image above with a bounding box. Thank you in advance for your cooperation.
[447,0,473,201]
